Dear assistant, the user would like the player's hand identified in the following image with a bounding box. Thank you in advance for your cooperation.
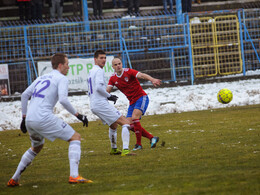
[77,114,88,127]
[20,117,27,134]
[152,79,162,87]
[107,95,118,104]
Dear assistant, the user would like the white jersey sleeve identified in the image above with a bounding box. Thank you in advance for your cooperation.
[58,77,77,115]
[21,78,39,116]
[95,69,110,98]
[88,65,110,108]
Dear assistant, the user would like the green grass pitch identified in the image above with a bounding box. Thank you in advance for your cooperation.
[0,105,259,194]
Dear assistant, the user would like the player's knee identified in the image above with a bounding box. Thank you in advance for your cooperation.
[110,122,118,130]
[132,113,141,120]
[32,144,43,154]
[116,116,130,126]
[132,109,142,120]
[123,116,130,125]
[70,132,81,141]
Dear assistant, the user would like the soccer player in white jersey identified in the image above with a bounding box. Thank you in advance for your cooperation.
[7,53,92,187]
[88,50,135,156]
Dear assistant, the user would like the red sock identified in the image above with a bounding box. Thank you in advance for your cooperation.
[133,119,142,145]
[141,126,153,140]
[129,123,135,132]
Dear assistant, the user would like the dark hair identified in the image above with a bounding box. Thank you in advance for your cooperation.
[94,50,106,59]
[51,53,67,69]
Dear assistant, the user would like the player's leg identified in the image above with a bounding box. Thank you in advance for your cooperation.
[40,118,92,184]
[108,123,121,155]
[128,107,154,141]
[127,107,135,134]
[128,113,153,142]
[8,123,44,187]
[127,103,143,150]
[92,103,135,156]
[127,117,135,132]
[132,109,143,150]
[115,116,130,150]
[92,103,122,155]
[8,145,42,187]
[134,113,160,148]
[68,132,81,180]
[132,109,158,149]
[115,116,136,156]
[67,131,93,184]
[132,95,159,148]
[131,96,150,149]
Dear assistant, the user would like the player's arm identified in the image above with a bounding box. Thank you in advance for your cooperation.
[20,80,37,133]
[136,72,162,87]
[97,82,111,97]
[21,79,41,117]
[96,82,118,104]
[21,83,34,118]
[95,70,111,98]
[94,72,117,104]
[58,78,77,115]
[96,81,118,105]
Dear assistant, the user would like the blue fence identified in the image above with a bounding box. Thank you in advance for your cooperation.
[242,9,260,72]
[0,8,259,95]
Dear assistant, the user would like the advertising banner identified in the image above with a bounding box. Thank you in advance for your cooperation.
[37,56,114,91]
[0,64,10,96]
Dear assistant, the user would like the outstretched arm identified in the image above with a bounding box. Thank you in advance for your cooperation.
[137,72,162,87]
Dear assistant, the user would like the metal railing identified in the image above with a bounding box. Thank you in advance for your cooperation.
[0,8,259,95]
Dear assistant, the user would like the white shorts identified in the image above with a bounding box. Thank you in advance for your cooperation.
[91,102,122,126]
[26,116,75,147]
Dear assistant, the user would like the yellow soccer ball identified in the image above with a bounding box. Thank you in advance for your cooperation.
[217,88,233,104]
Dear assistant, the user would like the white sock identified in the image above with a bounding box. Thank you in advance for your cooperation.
[68,140,81,178]
[109,127,117,149]
[12,148,37,181]
[122,124,130,150]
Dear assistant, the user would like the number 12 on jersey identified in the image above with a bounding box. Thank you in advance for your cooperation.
[32,79,51,98]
